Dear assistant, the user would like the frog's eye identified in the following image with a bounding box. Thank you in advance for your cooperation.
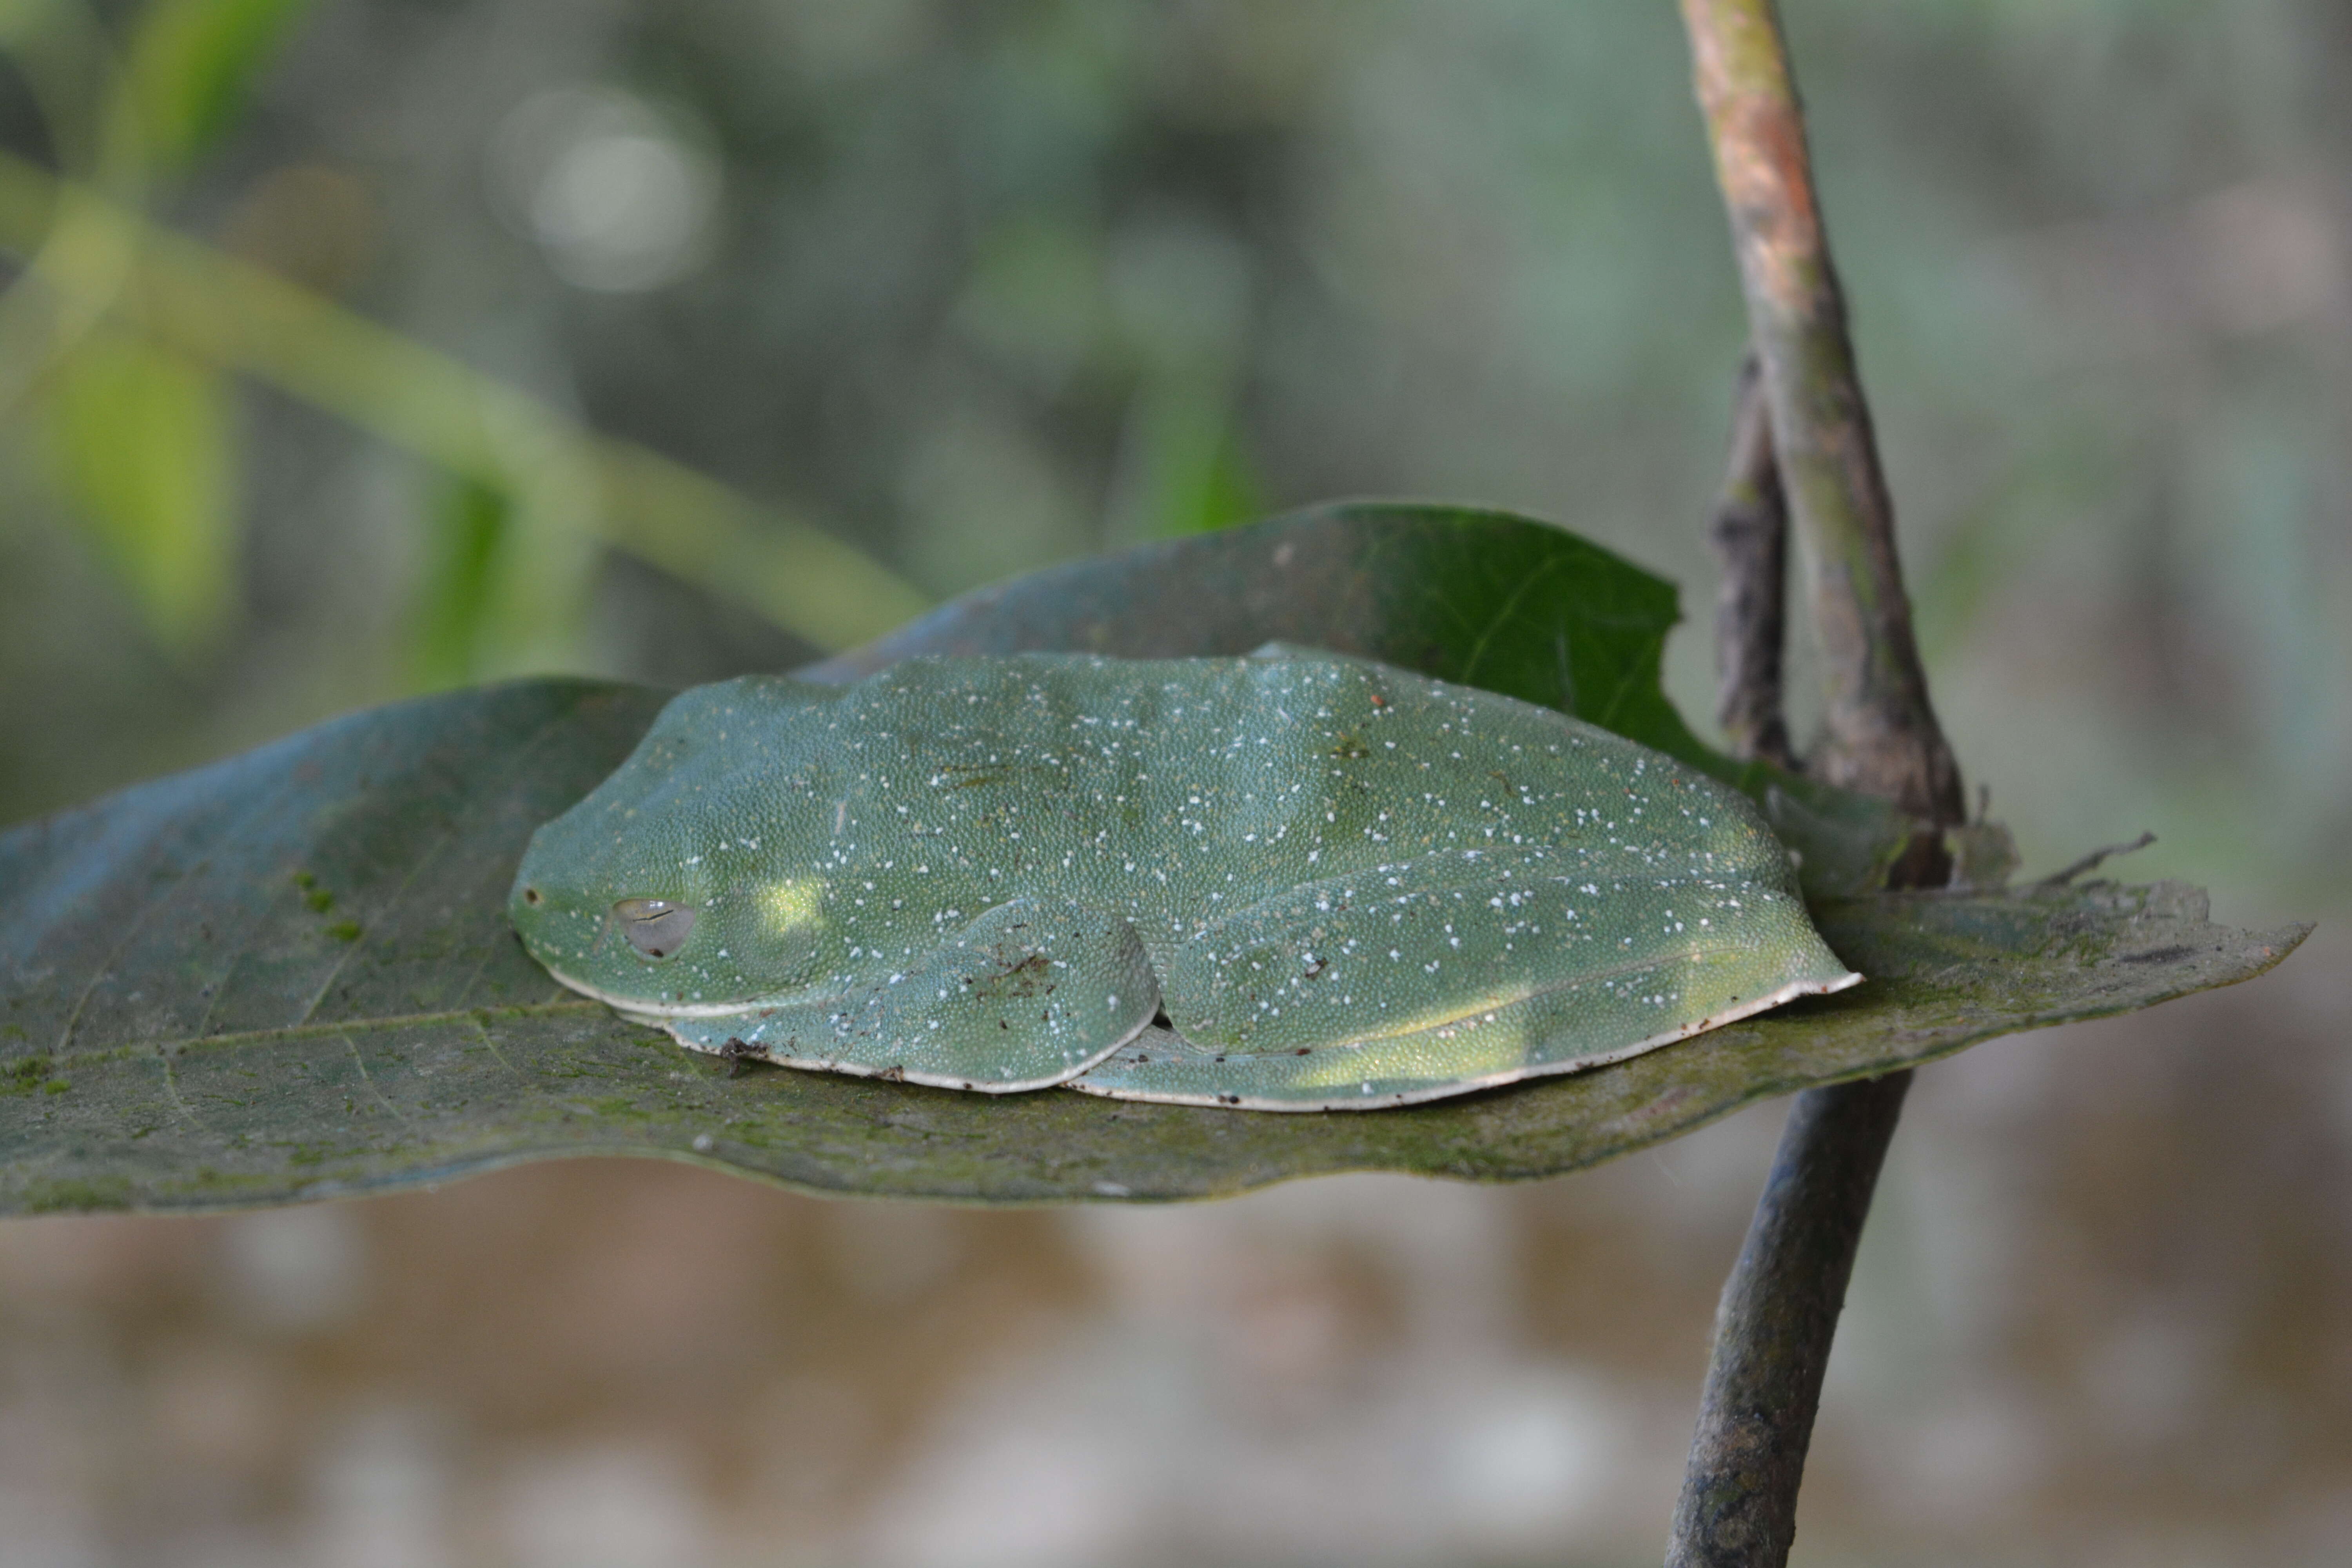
[613,898,697,960]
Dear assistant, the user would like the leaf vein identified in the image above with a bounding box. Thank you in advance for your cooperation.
[341,1030,416,1127]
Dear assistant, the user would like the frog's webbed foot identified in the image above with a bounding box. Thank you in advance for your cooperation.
[670,897,1160,1092]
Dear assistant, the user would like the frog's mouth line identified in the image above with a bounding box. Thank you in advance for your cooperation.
[533,959,816,1022]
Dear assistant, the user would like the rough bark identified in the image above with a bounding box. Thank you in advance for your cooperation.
[1665,1074,1913,1566]
[1667,3,1973,1563]
[1680,0,1964,827]
[1710,354,1795,771]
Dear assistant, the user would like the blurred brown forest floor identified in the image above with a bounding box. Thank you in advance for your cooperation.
[2,1,2348,1563]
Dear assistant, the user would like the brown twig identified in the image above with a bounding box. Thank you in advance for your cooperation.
[1710,352,1795,770]
[1667,3,1971,1564]
[1666,1073,1913,1565]
[2037,830,2157,886]
[1680,0,1964,829]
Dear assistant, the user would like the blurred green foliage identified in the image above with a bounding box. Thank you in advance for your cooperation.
[0,0,926,700]
[40,328,238,652]
[0,0,2345,924]
[408,473,514,688]
[125,0,312,169]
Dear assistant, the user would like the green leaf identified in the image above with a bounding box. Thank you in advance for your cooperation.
[42,330,240,653]
[0,507,2309,1212]
[122,0,318,172]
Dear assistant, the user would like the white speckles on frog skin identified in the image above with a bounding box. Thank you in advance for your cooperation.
[507,648,1860,1110]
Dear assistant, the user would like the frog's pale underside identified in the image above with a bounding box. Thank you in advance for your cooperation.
[509,649,1859,1111]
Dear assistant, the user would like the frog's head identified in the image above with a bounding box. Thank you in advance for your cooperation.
[509,676,835,1017]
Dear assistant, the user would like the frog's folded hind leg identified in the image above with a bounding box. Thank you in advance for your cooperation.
[1069,854,1856,1111]
[669,897,1160,1092]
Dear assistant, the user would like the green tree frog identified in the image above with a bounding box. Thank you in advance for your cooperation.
[510,650,1858,1110]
